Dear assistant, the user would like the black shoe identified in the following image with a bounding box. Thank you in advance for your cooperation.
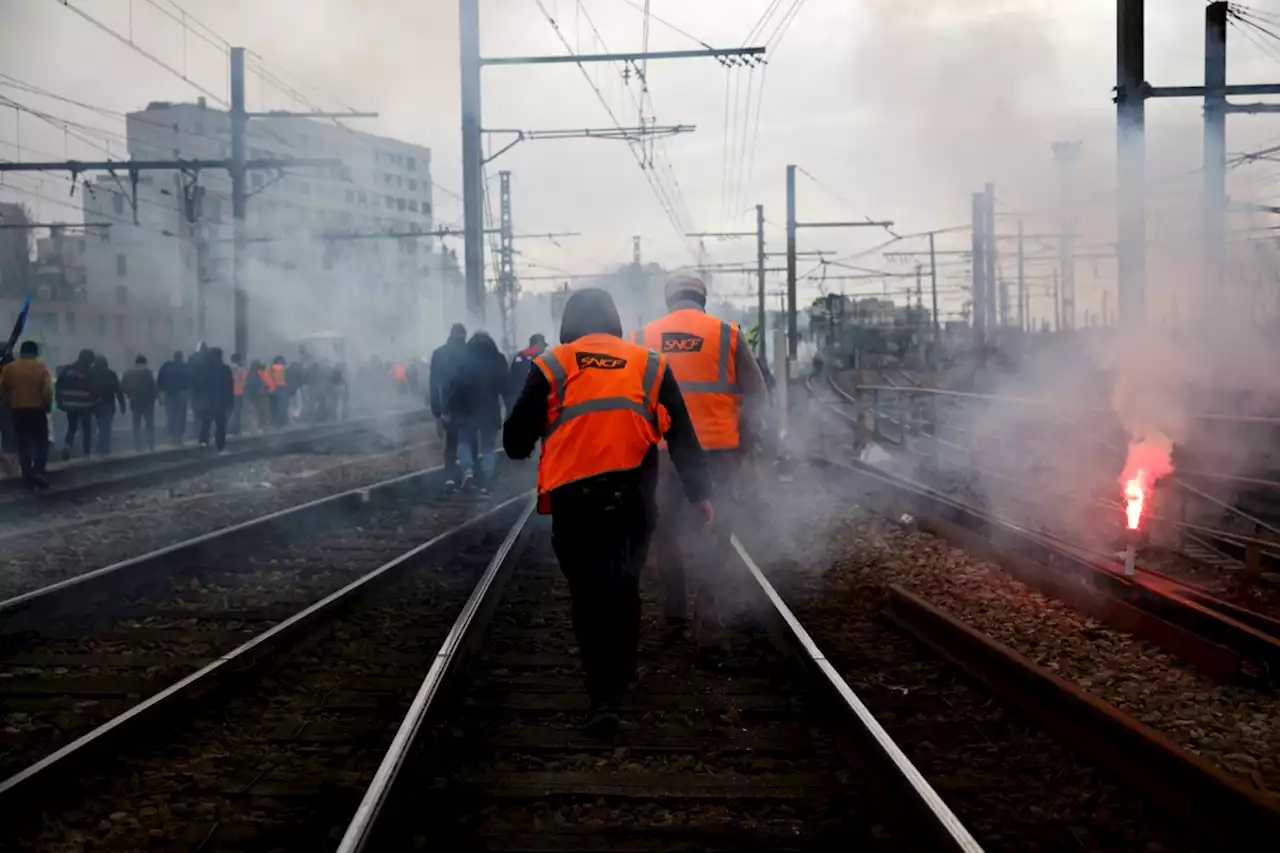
[60,446,71,462]
[583,703,619,736]
[34,476,50,491]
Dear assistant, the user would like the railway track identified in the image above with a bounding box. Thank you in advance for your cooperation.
[0,461,535,842]
[0,409,430,519]
[337,515,977,853]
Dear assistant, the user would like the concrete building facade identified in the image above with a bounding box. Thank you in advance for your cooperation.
[79,98,463,363]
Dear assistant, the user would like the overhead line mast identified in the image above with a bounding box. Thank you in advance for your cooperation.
[458,0,766,323]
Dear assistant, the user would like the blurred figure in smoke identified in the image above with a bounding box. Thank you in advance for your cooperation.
[192,347,234,453]
[245,359,271,433]
[333,362,350,421]
[430,323,469,487]
[745,325,775,395]
[285,353,306,424]
[121,354,158,453]
[90,355,124,455]
[635,272,772,655]
[448,331,509,494]
[56,348,99,460]
[504,288,713,735]
[228,353,247,436]
[157,350,190,446]
[509,333,547,400]
[269,356,289,428]
[0,341,53,490]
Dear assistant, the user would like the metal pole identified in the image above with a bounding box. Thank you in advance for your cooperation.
[460,0,485,323]
[1017,219,1026,332]
[983,183,997,334]
[929,231,939,351]
[498,170,515,355]
[230,47,248,359]
[971,193,986,353]
[1053,268,1061,332]
[1204,1,1228,305]
[786,164,798,360]
[1117,0,1147,325]
[756,203,767,361]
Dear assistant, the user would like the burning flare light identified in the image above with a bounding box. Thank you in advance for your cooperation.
[1117,433,1174,531]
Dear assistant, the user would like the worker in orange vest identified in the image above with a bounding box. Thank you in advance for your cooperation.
[504,287,713,735]
[635,272,772,653]
[229,352,248,436]
[269,356,289,428]
[393,360,408,395]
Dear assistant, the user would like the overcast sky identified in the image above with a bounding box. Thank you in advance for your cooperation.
[6,0,1280,325]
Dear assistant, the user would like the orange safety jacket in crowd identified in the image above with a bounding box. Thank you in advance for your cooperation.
[259,368,276,392]
[635,309,742,451]
[232,365,248,397]
[393,362,407,383]
[533,333,665,514]
[269,363,287,390]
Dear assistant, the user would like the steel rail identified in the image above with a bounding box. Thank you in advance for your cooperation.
[336,498,537,853]
[0,462,443,627]
[0,407,429,500]
[729,534,984,852]
[810,452,1280,678]
[0,489,534,812]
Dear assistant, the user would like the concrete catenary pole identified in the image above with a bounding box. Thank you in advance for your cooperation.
[1204,1,1228,304]
[756,203,767,361]
[785,164,798,360]
[459,0,486,323]
[230,47,248,359]
[1117,0,1146,325]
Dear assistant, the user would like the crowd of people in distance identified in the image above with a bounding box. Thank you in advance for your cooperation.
[0,340,437,492]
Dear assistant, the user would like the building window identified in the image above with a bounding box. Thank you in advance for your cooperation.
[116,315,125,336]
[397,198,406,211]
[385,196,394,209]
[409,179,417,191]
[424,202,432,216]
[115,285,128,306]
[409,200,418,212]
[344,189,355,203]
[65,312,76,333]
[116,254,127,277]
[358,191,366,204]
[395,176,403,188]
[407,156,416,171]
[112,193,125,215]
[97,314,107,336]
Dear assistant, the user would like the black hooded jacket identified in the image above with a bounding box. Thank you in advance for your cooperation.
[191,348,234,413]
[90,356,125,415]
[446,333,510,432]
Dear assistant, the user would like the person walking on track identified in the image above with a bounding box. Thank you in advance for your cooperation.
[634,272,773,656]
[0,340,53,490]
[121,354,158,453]
[504,287,713,735]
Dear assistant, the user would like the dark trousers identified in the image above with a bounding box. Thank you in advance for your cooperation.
[131,404,156,452]
[442,421,477,483]
[165,394,188,445]
[12,409,48,486]
[94,409,115,454]
[198,409,228,450]
[63,410,92,455]
[551,487,652,708]
[229,396,243,435]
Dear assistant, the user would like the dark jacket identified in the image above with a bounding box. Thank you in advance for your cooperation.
[157,360,189,396]
[90,357,125,415]
[191,351,235,414]
[509,343,546,400]
[55,357,99,413]
[447,334,510,432]
[428,339,468,417]
[121,365,158,409]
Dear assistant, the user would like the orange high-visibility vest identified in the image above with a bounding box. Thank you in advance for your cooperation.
[637,309,741,451]
[394,362,407,383]
[534,334,665,514]
[232,365,247,397]
[270,363,287,389]
[258,368,276,392]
